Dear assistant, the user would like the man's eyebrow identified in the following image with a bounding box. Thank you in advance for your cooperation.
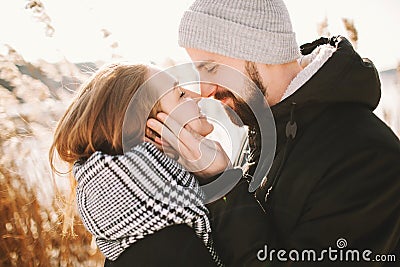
[195,60,215,69]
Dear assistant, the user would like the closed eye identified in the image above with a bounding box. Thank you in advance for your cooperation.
[206,65,217,73]
[196,61,218,74]
[179,90,186,98]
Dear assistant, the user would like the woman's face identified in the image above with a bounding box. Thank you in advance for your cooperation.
[147,66,214,137]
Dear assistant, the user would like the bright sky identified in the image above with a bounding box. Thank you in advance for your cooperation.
[1,0,399,71]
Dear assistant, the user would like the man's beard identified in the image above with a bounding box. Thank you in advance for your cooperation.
[216,90,257,128]
[214,62,267,173]
[214,62,267,129]
[215,77,265,172]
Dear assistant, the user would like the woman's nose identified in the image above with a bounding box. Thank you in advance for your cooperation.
[183,96,201,106]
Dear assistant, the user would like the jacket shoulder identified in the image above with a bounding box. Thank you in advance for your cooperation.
[306,104,399,155]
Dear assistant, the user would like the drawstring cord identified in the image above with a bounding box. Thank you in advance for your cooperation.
[264,102,297,204]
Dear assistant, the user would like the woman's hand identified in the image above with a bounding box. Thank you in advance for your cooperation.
[147,112,232,179]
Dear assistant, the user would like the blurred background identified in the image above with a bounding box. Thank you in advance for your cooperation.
[1,0,399,266]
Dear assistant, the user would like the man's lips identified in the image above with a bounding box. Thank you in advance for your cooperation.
[219,97,229,104]
[218,97,235,109]
[203,85,235,108]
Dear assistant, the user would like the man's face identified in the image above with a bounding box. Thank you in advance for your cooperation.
[185,48,267,128]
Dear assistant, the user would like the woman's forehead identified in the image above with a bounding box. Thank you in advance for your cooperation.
[146,66,178,92]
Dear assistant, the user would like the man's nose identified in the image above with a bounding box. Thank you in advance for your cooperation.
[200,83,218,98]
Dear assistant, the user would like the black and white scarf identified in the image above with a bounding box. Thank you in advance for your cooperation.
[73,142,223,266]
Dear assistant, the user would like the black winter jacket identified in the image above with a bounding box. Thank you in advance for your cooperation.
[252,36,400,266]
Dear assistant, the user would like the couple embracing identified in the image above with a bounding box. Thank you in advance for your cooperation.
[50,0,400,266]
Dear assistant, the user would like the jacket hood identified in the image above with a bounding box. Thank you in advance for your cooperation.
[272,36,381,118]
[253,37,382,201]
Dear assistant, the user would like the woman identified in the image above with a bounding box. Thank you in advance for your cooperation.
[50,62,268,266]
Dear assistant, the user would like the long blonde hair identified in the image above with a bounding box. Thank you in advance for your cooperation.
[49,62,160,234]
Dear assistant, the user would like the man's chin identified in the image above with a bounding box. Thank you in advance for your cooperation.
[215,93,259,129]
[223,102,260,129]
[223,105,245,127]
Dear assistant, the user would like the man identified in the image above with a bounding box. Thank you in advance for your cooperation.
[104,0,399,266]
[148,0,400,266]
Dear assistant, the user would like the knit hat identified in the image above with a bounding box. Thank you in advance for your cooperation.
[179,0,301,64]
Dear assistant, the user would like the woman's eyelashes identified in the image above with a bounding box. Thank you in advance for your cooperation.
[179,89,186,98]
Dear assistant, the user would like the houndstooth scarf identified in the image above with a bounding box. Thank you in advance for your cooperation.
[73,142,223,266]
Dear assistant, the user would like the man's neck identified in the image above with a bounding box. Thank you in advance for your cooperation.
[259,61,303,106]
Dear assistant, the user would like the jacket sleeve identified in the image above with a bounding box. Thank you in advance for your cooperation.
[287,149,400,266]
[104,225,217,267]
[207,179,272,267]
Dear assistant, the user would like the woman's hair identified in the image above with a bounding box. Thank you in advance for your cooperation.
[49,62,161,173]
[49,62,163,235]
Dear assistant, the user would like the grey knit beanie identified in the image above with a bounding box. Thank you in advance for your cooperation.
[179,0,301,64]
